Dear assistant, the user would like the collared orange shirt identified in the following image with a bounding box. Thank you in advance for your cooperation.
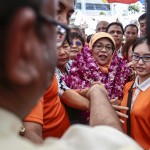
[121,78,150,150]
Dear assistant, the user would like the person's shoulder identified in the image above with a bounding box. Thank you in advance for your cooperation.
[24,98,43,125]
[123,81,134,94]
[58,125,142,150]
[44,75,58,96]
[125,81,134,89]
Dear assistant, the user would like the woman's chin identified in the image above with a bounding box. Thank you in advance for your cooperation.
[97,60,108,66]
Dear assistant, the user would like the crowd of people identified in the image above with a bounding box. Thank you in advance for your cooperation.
[0,0,150,150]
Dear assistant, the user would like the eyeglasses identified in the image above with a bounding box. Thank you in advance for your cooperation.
[132,54,150,62]
[38,13,69,48]
[93,44,113,52]
[70,41,83,47]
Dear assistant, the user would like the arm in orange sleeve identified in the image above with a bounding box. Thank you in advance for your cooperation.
[24,97,43,125]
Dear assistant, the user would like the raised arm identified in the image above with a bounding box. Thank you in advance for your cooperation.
[87,84,123,132]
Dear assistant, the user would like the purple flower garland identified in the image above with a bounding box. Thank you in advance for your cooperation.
[63,46,131,124]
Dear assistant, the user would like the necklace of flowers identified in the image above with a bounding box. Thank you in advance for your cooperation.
[66,46,130,99]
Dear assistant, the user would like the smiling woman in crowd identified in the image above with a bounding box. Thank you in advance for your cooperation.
[121,37,150,149]
[69,32,85,60]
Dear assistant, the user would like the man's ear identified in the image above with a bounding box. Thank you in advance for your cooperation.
[5,8,39,85]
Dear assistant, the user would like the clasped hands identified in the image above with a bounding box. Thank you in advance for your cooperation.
[79,81,128,123]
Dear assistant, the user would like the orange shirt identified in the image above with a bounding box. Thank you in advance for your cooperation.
[24,98,43,125]
[24,75,70,139]
[42,75,70,139]
[121,81,150,149]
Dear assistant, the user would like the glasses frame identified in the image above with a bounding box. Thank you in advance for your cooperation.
[70,41,83,47]
[37,13,69,47]
[132,54,150,62]
[93,44,113,52]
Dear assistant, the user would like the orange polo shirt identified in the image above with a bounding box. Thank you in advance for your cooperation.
[42,75,70,139]
[121,81,150,149]
[24,75,70,139]
[24,98,43,125]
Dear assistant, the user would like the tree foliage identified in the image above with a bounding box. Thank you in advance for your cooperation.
[128,4,140,13]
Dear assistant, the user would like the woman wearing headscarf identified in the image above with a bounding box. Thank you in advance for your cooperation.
[64,32,131,124]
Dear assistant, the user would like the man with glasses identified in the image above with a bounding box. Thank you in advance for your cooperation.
[0,0,69,149]
[23,0,76,143]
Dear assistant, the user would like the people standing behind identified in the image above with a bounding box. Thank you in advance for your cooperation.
[87,34,93,44]
[106,22,124,58]
[138,13,147,37]
[122,38,137,62]
[69,25,82,35]
[95,21,109,33]
[124,24,138,41]
[69,32,85,60]
[121,37,150,149]
[122,38,138,81]
[56,39,128,124]
[55,40,89,124]
[55,39,89,109]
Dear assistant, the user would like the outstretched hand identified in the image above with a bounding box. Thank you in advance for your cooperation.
[110,97,128,123]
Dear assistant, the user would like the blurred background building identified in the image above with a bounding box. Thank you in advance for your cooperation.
[70,0,146,35]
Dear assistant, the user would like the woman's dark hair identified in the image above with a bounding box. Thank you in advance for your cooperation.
[132,37,148,52]
[87,34,93,43]
[138,13,146,22]
[69,32,85,47]
[122,38,137,59]
[106,22,124,35]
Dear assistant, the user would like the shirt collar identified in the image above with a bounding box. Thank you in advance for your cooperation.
[133,76,150,91]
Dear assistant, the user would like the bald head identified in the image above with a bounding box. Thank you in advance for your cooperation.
[96,21,109,33]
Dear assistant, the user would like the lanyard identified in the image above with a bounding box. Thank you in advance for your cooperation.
[126,83,134,136]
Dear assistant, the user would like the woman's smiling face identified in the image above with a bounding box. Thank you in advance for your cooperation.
[92,38,114,66]
[132,42,150,82]
[69,38,83,60]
